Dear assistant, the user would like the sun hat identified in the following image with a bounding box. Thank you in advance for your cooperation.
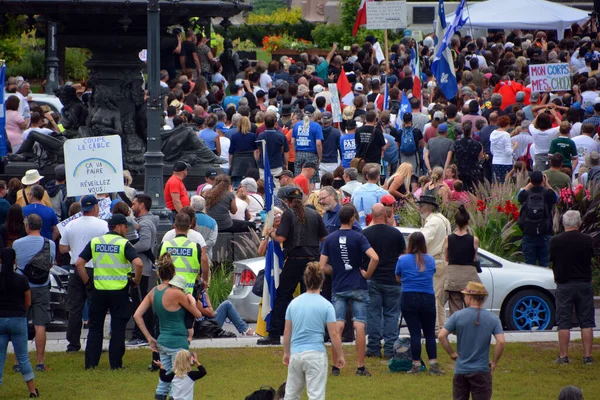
[461,281,488,296]
[169,275,187,291]
[415,194,438,208]
[21,169,44,186]
[585,151,600,167]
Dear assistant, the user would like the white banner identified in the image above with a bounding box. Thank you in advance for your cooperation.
[56,212,82,236]
[529,63,571,92]
[366,1,408,30]
[328,84,342,123]
[64,136,124,197]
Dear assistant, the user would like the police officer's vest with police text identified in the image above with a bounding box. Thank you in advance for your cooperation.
[160,237,200,294]
[91,234,131,291]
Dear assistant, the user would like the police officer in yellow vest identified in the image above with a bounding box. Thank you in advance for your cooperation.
[75,214,143,370]
[159,212,208,295]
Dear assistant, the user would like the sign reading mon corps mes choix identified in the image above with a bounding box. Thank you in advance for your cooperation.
[64,135,125,197]
[529,63,571,92]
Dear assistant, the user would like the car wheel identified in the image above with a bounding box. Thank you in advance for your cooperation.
[503,289,555,331]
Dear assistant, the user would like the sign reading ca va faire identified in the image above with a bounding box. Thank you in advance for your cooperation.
[64,135,124,197]
[529,63,571,92]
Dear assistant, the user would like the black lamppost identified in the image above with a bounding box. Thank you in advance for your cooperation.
[44,20,59,95]
[145,0,171,233]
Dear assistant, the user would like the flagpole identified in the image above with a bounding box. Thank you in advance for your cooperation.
[384,29,390,69]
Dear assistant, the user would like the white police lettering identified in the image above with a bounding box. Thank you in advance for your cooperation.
[167,247,193,257]
[338,235,353,271]
[95,244,120,253]
[296,125,311,147]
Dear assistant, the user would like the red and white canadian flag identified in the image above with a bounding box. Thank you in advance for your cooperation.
[352,0,373,37]
[337,71,354,106]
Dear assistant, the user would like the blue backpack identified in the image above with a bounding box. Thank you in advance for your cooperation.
[399,127,417,154]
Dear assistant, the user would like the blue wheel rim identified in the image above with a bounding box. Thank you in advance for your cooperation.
[512,295,551,331]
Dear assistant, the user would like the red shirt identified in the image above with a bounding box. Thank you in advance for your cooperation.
[424,126,438,143]
[164,175,190,211]
[293,174,309,195]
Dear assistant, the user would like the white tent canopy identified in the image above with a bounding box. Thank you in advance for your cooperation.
[446,0,590,40]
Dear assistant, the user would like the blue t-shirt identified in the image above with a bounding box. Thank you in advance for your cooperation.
[323,204,362,234]
[321,229,371,293]
[321,126,341,163]
[222,95,241,110]
[285,293,336,354]
[383,133,399,163]
[292,121,324,153]
[395,253,436,294]
[257,129,289,169]
[229,131,257,154]
[199,128,218,151]
[340,133,357,168]
[22,204,59,240]
[351,183,388,219]
[14,235,56,288]
[444,307,504,374]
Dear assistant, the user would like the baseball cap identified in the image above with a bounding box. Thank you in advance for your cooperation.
[515,91,526,102]
[380,194,396,206]
[281,186,303,199]
[303,161,317,169]
[205,168,218,179]
[277,170,294,179]
[54,164,66,181]
[354,83,364,92]
[433,111,444,121]
[107,213,128,227]
[281,105,293,116]
[304,105,316,115]
[173,161,188,172]
[530,92,540,101]
[321,111,333,122]
[313,84,325,94]
[255,90,266,98]
[438,123,448,133]
[593,97,600,105]
[80,195,98,212]
[215,122,227,131]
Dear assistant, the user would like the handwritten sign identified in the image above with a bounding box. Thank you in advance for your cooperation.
[328,84,342,123]
[64,136,124,197]
[56,212,82,236]
[366,1,408,30]
[529,63,571,92]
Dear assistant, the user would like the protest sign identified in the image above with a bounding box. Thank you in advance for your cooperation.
[64,135,124,197]
[56,212,82,236]
[328,83,342,123]
[366,1,407,30]
[529,63,571,92]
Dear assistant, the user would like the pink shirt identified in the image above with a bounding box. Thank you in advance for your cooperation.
[6,110,25,148]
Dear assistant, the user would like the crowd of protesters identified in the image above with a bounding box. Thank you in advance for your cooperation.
[2,20,600,399]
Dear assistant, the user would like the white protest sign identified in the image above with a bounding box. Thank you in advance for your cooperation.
[328,84,342,123]
[56,212,82,236]
[366,1,407,30]
[64,136,124,197]
[529,63,571,92]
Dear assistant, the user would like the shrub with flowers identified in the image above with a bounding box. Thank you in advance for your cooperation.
[262,34,314,52]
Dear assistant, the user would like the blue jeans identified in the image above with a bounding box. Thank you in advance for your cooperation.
[522,234,551,267]
[332,289,369,324]
[401,292,437,362]
[366,281,402,357]
[0,317,34,385]
[156,344,185,396]
[214,300,248,334]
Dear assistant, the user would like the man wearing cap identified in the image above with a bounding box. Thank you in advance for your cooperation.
[196,168,218,197]
[16,169,52,207]
[425,123,454,174]
[582,97,600,128]
[517,170,557,267]
[257,112,289,182]
[424,111,445,143]
[416,194,451,333]
[292,108,323,185]
[164,161,190,221]
[60,195,108,352]
[319,112,342,178]
[75,214,143,369]
[504,91,526,114]
[438,282,505,400]
[258,186,328,345]
[294,161,317,196]
[522,92,540,122]
[45,164,69,221]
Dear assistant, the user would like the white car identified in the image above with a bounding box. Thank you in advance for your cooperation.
[228,227,557,331]
[4,93,64,114]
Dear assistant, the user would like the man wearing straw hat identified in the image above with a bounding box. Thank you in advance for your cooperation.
[438,282,505,400]
[16,169,52,207]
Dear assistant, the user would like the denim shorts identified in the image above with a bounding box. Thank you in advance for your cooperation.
[332,289,369,324]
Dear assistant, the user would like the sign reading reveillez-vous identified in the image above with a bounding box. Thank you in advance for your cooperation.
[366,1,408,30]
[64,136,124,197]
[529,63,571,92]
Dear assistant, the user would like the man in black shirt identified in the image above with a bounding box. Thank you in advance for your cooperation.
[550,210,595,365]
[478,112,498,183]
[363,204,405,358]
[257,187,328,346]
[181,30,201,80]
[355,111,387,164]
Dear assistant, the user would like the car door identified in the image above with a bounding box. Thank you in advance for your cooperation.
[477,252,500,312]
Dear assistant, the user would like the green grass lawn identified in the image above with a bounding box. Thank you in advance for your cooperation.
[2,341,600,399]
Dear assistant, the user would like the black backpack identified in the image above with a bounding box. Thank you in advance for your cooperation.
[245,386,276,400]
[22,238,52,284]
[521,191,549,235]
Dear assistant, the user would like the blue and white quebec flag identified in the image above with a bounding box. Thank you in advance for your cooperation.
[431,0,468,100]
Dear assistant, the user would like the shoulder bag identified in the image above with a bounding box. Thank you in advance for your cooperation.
[350,124,378,173]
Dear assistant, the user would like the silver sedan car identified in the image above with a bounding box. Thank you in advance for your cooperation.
[228,227,557,331]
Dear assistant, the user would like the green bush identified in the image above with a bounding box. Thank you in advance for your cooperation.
[65,48,90,82]
[208,263,234,308]
[6,48,44,78]
[247,7,303,25]
[252,0,287,15]
[312,23,403,48]
[215,20,316,48]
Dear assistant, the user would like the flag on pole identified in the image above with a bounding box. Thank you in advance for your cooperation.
[337,71,354,107]
[352,0,372,37]
[410,42,422,101]
[395,92,411,130]
[382,75,389,111]
[431,0,468,101]
[434,0,447,52]
[0,64,7,157]
[259,140,284,331]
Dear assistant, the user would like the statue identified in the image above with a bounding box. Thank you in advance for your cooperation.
[161,124,226,166]
[219,39,240,84]
[53,85,87,138]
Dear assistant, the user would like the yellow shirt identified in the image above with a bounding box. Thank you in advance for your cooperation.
[421,212,451,258]
[16,187,53,208]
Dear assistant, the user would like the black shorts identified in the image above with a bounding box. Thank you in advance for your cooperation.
[556,281,596,330]
[453,372,492,400]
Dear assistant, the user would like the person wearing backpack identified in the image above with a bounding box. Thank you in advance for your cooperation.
[45,164,70,221]
[14,214,56,372]
[398,113,424,175]
[517,171,557,267]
